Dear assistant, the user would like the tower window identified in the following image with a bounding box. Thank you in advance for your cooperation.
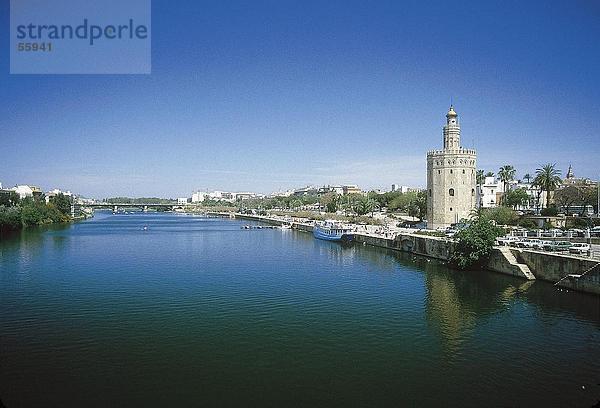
[450,169,453,174]
[438,170,441,174]
[449,188,455,196]
[450,207,453,211]
[429,189,432,197]
[472,189,475,196]
[463,169,465,174]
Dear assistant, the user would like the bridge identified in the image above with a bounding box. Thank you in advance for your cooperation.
[83,203,182,212]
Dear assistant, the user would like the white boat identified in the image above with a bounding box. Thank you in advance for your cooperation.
[313,221,353,242]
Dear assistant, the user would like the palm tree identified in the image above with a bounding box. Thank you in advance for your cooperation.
[498,165,517,194]
[534,163,562,209]
[485,171,495,178]
[475,170,485,208]
[523,173,532,184]
[476,169,485,186]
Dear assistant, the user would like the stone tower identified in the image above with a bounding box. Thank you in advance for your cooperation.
[426,106,477,229]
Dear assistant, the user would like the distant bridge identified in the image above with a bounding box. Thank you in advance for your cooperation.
[83,203,182,211]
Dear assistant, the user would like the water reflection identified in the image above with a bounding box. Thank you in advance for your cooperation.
[424,271,477,355]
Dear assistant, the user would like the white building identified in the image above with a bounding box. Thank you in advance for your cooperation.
[477,177,547,212]
[391,184,412,193]
[235,192,258,201]
[11,185,42,200]
[426,106,477,229]
[191,191,207,203]
[177,197,189,205]
[477,176,503,208]
[271,190,294,198]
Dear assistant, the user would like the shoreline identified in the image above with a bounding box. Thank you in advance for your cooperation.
[214,212,600,296]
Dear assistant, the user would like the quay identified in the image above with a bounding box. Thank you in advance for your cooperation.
[208,212,600,296]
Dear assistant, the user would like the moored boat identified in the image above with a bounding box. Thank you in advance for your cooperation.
[313,221,353,242]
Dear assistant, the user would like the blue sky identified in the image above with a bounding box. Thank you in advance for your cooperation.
[1,0,599,198]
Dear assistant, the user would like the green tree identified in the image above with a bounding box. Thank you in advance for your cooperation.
[354,196,375,216]
[523,173,532,184]
[502,188,529,210]
[498,165,517,197]
[0,191,20,207]
[534,163,562,209]
[582,185,599,214]
[20,198,47,226]
[411,190,427,221]
[482,206,519,225]
[554,185,583,215]
[50,193,72,217]
[0,206,23,230]
[476,169,485,186]
[320,193,341,213]
[450,215,504,270]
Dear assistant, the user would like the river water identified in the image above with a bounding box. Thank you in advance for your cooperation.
[1,212,599,407]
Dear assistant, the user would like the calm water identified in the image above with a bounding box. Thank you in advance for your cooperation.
[1,212,599,407]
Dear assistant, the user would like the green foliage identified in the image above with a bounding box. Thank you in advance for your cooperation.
[534,163,562,208]
[50,193,72,217]
[354,196,376,216]
[540,206,558,216]
[320,193,341,213]
[450,217,504,270]
[476,170,485,186]
[386,191,427,220]
[518,218,537,229]
[0,196,70,230]
[502,188,529,209]
[480,206,519,225]
[498,165,516,194]
[0,191,20,207]
[0,206,23,230]
[566,217,591,229]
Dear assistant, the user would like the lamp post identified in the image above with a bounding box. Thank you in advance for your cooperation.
[586,216,593,258]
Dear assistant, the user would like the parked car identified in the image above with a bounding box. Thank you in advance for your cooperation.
[538,240,553,250]
[545,241,572,252]
[569,243,591,255]
[517,239,543,249]
[496,236,521,246]
[567,229,584,237]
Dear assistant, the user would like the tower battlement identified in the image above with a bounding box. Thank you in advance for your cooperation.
[427,148,476,156]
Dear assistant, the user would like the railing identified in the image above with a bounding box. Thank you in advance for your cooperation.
[554,261,600,286]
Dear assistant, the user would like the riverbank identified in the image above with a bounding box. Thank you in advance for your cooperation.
[221,212,600,296]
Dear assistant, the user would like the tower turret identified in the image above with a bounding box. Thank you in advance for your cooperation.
[443,105,460,150]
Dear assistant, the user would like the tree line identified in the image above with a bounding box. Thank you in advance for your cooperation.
[0,193,72,231]
[237,190,427,219]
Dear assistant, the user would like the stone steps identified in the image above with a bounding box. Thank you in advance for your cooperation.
[499,247,536,280]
